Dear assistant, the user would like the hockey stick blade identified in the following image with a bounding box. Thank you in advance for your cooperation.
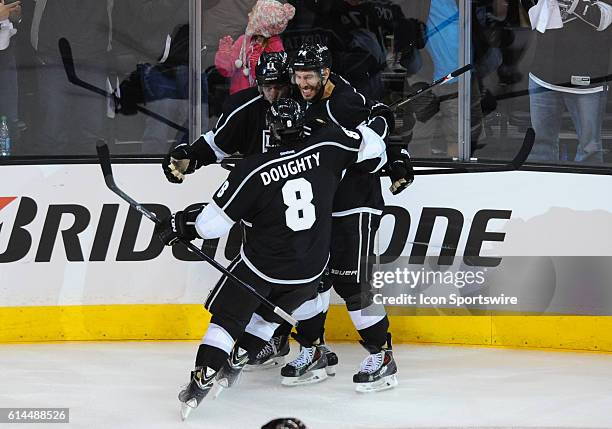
[412,127,534,176]
[96,140,159,223]
[509,127,535,169]
[59,38,187,133]
[59,38,107,98]
[95,141,298,326]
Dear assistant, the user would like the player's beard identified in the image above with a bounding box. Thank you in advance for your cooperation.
[299,80,323,101]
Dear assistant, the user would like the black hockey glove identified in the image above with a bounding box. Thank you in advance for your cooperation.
[155,203,206,246]
[369,102,396,134]
[386,149,414,195]
[115,66,146,115]
[162,136,208,184]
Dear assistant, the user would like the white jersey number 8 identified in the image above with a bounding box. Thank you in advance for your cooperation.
[282,178,316,231]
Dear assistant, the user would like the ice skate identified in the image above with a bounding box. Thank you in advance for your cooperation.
[318,343,338,376]
[212,346,249,398]
[178,366,217,420]
[281,345,328,386]
[244,334,290,371]
[353,334,398,393]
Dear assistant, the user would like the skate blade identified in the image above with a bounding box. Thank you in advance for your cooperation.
[179,398,197,421]
[325,363,337,377]
[244,356,285,372]
[281,368,328,386]
[355,374,398,393]
[210,381,225,399]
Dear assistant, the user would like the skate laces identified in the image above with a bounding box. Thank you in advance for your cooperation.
[289,346,315,369]
[256,339,276,359]
[359,351,384,374]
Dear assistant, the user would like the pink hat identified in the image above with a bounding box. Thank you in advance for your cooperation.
[246,0,296,37]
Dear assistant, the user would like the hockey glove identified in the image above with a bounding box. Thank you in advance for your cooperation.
[115,66,146,115]
[369,102,396,134]
[155,203,206,246]
[387,149,414,195]
[162,136,206,184]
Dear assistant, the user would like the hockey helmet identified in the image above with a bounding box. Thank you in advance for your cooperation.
[261,417,307,429]
[290,43,332,72]
[266,98,305,144]
[256,51,290,86]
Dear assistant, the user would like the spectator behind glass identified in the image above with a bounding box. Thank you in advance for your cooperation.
[400,0,484,158]
[0,0,21,145]
[215,0,295,94]
[111,0,191,154]
[327,0,400,100]
[29,0,112,156]
[526,0,612,163]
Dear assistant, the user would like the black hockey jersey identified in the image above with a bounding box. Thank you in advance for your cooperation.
[211,125,383,283]
[199,87,272,164]
[300,73,385,214]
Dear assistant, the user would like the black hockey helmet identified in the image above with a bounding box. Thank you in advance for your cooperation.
[256,51,290,85]
[266,98,305,145]
[290,43,332,72]
[261,417,307,429]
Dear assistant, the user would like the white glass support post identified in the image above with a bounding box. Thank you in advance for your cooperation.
[189,0,203,144]
[458,0,472,161]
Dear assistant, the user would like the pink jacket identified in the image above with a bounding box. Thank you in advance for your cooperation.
[215,34,285,94]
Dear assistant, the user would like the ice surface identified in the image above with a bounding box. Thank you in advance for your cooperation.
[1,341,612,428]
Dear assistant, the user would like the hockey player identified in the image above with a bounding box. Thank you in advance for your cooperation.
[162,51,292,183]
[155,98,388,419]
[265,43,413,392]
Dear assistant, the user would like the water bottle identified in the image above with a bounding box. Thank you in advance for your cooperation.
[0,116,10,157]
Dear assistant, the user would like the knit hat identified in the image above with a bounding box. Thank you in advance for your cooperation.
[246,0,295,38]
[235,0,295,80]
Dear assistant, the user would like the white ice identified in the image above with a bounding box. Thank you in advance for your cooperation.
[1,341,612,429]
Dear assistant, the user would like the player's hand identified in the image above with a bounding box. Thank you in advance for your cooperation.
[162,143,198,184]
[115,67,145,115]
[387,150,414,195]
[155,203,206,246]
[369,102,396,134]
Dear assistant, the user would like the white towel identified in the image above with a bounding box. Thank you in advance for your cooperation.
[0,19,17,51]
[528,0,564,33]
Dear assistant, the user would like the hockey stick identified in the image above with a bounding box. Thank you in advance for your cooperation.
[96,140,298,326]
[411,127,534,176]
[59,38,188,133]
[389,64,474,111]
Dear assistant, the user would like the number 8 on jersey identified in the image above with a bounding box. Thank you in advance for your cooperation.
[282,178,316,231]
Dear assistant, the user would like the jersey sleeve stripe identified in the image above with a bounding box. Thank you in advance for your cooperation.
[214,94,264,136]
[370,153,387,173]
[332,207,383,217]
[221,142,360,211]
[326,100,341,127]
[368,116,389,139]
[203,130,231,162]
[356,91,366,106]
